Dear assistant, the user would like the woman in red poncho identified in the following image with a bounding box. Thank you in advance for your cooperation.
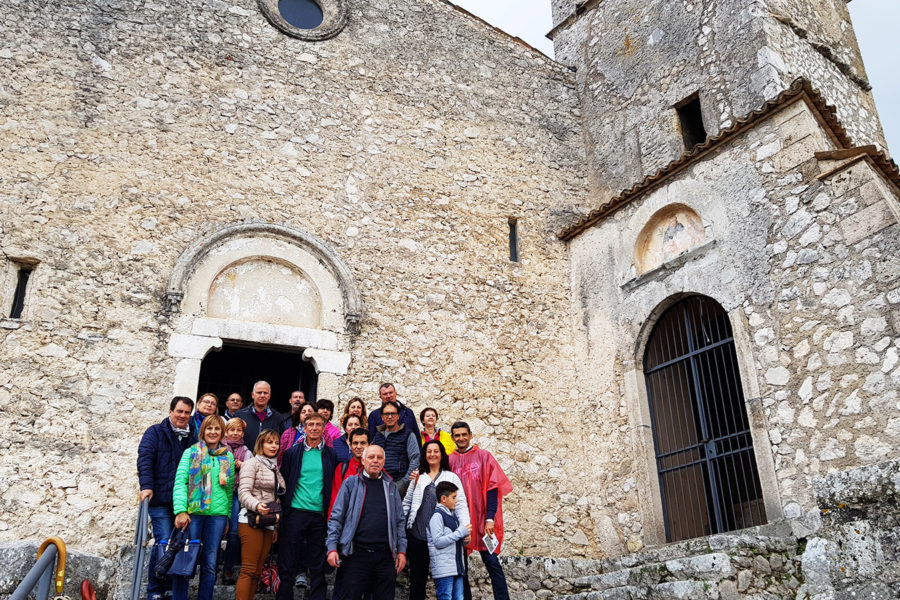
[448,421,513,600]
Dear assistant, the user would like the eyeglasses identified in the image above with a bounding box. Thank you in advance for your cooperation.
[382,412,399,418]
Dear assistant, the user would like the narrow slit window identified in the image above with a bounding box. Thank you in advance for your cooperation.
[508,218,520,262]
[10,266,33,319]
[676,94,707,151]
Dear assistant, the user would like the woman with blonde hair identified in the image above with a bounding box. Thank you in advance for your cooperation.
[222,418,252,584]
[172,415,234,600]
[236,429,285,600]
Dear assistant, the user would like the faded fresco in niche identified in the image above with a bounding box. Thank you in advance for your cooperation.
[207,258,323,328]
[634,204,707,274]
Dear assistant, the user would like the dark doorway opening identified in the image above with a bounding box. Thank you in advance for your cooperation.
[198,343,318,415]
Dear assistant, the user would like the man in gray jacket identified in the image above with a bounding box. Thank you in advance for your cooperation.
[326,445,407,600]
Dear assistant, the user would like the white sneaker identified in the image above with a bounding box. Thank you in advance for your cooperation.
[295,573,308,588]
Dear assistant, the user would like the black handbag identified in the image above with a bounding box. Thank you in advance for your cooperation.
[247,500,282,529]
[154,526,187,578]
[409,482,437,541]
[247,461,284,529]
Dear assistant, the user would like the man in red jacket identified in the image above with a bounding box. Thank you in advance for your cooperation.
[450,422,513,600]
[329,428,370,516]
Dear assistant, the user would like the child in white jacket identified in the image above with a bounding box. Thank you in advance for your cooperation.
[427,481,472,600]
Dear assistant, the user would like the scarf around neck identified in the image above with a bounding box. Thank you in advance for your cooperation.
[256,454,278,470]
[187,441,232,513]
[225,438,249,462]
[170,419,190,440]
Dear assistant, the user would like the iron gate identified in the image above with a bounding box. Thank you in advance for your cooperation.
[644,295,766,542]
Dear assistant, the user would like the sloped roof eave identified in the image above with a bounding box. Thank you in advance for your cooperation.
[557,78,896,242]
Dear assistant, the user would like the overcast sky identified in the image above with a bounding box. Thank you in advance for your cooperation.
[452,0,898,155]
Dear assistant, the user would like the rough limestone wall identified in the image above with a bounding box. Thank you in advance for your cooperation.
[550,0,776,200]
[761,12,886,151]
[468,522,805,600]
[0,0,592,558]
[758,149,900,512]
[802,459,900,598]
[768,0,869,82]
[567,100,900,554]
[550,0,888,204]
[468,461,900,599]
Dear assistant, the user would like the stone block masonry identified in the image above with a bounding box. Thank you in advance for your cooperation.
[1,0,898,596]
[567,95,900,554]
[548,0,887,203]
[464,461,900,599]
[0,0,593,561]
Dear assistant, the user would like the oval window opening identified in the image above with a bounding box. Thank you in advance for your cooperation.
[278,0,324,29]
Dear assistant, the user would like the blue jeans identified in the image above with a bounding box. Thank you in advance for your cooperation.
[172,514,227,600]
[147,506,174,598]
[434,575,464,600]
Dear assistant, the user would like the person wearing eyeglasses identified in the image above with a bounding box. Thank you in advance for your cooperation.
[372,403,420,497]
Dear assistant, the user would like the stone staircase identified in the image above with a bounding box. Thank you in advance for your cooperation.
[548,524,801,600]
[458,522,804,600]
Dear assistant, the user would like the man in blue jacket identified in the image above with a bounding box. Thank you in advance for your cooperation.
[278,412,337,600]
[326,445,407,600]
[367,383,418,439]
[235,380,288,450]
[137,396,198,600]
[372,403,419,497]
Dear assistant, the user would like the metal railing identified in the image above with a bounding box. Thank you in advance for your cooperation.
[11,499,149,600]
[130,497,151,600]
[10,537,67,600]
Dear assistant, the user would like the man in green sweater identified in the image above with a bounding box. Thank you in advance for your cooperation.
[277,412,338,600]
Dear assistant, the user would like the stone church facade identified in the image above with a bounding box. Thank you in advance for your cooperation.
[1,0,898,598]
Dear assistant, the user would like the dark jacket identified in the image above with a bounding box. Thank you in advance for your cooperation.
[327,472,407,559]
[368,401,419,440]
[235,405,287,451]
[137,418,198,508]
[280,440,338,517]
[373,424,420,487]
[333,433,351,464]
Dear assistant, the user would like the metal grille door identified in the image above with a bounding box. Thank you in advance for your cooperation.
[644,296,766,542]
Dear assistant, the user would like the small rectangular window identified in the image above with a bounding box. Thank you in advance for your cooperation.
[676,93,707,151]
[9,266,32,319]
[508,218,520,262]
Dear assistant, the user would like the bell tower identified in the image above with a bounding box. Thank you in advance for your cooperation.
[548,0,888,200]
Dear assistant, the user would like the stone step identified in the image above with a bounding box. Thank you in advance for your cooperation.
[208,573,411,600]
[556,580,719,600]
[571,552,733,592]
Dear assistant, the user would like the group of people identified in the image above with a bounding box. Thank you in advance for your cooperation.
[137,381,513,600]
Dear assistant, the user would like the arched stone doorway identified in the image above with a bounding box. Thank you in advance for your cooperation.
[643,295,766,541]
[163,222,361,402]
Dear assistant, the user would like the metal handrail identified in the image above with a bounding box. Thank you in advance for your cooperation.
[130,497,151,600]
[10,537,67,600]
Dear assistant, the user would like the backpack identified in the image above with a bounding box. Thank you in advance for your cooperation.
[409,482,437,541]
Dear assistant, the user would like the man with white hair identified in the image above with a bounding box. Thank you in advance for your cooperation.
[326,444,407,600]
[234,380,287,450]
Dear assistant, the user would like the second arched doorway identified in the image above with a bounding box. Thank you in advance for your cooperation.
[643,295,767,542]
